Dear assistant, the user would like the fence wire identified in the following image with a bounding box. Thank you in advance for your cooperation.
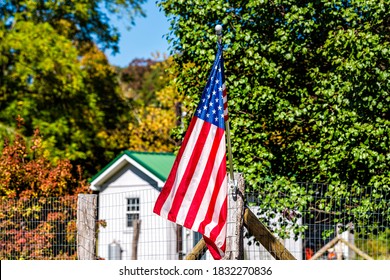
[0,182,389,260]
[0,196,77,260]
[96,187,197,260]
[245,182,390,260]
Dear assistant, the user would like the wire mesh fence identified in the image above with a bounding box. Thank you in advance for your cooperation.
[94,183,390,260]
[95,187,204,260]
[0,182,389,260]
[0,196,78,260]
[245,182,390,260]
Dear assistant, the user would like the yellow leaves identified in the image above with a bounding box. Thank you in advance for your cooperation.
[183,61,196,70]
[122,56,182,153]
[96,130,109,140]
[56,19,73,36]
[156,84,181,107]
[66,220,77,243]
[128,105,177,152]
[31,129,42,152]
[80,44,116,79]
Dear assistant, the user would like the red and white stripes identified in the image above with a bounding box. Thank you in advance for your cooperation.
[153,117,228,259]
[222,83,228,121]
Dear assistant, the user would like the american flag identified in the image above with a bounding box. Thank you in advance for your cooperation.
[153,43,228,259]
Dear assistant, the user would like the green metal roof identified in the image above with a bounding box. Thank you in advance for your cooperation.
[125,151,175,182]
[89,150,176,183]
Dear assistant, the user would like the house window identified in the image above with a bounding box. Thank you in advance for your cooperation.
[126,197,140,228]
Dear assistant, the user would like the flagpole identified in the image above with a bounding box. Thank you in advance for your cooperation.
[215,24,237,191]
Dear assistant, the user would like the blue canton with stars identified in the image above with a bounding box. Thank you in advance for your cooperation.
[195,44,225,130]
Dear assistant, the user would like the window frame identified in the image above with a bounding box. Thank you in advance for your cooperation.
[125,197,140,228]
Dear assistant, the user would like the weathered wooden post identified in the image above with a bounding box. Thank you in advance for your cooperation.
[185,238,207,260]
[77,194,97,260]
[223,172,245,260]
[176,225,183,260]
[131,220,141,260]
[243,208,296,260]
[185,173,245,260]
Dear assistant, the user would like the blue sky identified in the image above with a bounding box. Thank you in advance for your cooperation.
[105,1,171,67]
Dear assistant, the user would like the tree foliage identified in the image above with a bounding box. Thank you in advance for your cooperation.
[0,0,145,177]
[160,0,390,236]
[119,56,182,152]
[0,116,89,198]
[0,116,88,259]
[0,0,145,52]
[120,57,166,104]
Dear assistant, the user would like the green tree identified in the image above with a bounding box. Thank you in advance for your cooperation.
[119,56,182,152]
[0,0,145,178]
[120,57,166,104]
[160,0,390,237]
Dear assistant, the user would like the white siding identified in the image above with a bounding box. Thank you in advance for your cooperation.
[96,163,177,260]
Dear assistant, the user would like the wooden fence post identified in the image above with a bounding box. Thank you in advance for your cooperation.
[131,220,141,260]
[77,194,97,260]
[243,208,296,260]
[176,225,183,260]
[310,236,373,260]
[309,236,340,260]
[184,238,207,260]
[223,172,245,260]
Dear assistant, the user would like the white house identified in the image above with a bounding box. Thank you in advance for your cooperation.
[89,150,307,260]
[89,150,202,260]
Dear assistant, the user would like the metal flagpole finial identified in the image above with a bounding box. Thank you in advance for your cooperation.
[215,24,223,44]
[215,24,223,35]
